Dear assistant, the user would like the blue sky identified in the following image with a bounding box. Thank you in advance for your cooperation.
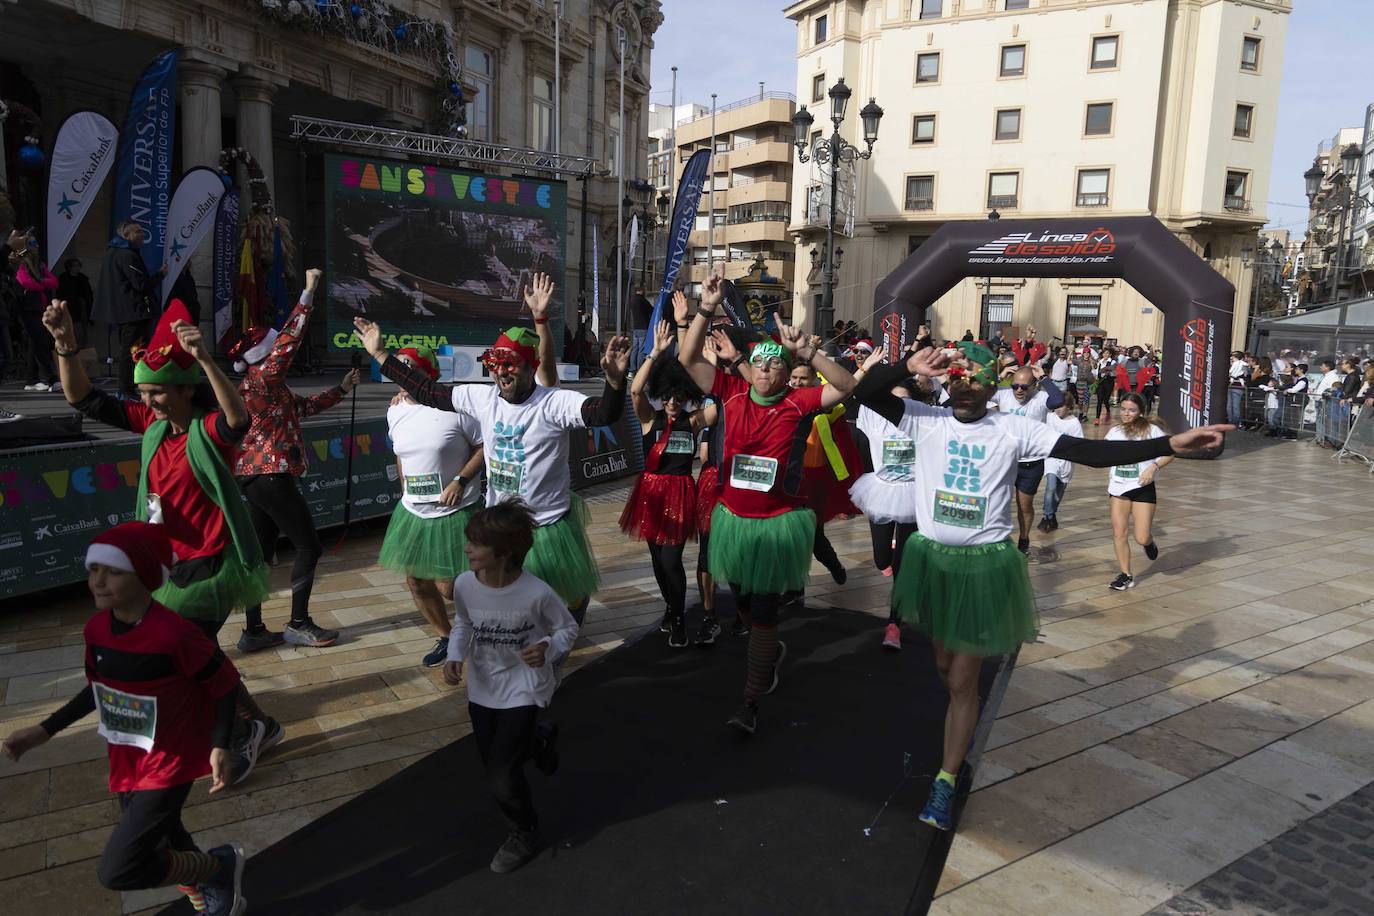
[650,0,1373,234]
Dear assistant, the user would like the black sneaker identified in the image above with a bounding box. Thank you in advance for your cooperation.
[532,721,559,775]
[259,717,285,754]
[730,616,750,637]
[1047,517,1059,531]
[694,616,722,647]
[1109,572,1135,591]
[227,719,267,786]
[825,558,847,585]
[1036,518,1051,533]
[0,407,23,423]
[1017,537,1031,555]
[422,636,449,668]
[283,620,339,647]
[200,843,246,916]
[236,627,284,653]
[726,701,758,735]
[1144,541,1159,561]
[659,609,673,633]
[765,640,788,695]
[667,613,688,649]
[490,830,540,874]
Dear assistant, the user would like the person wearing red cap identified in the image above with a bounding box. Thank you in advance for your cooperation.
[381,345,487,668]
[354,284,629,623]
[2,523,248,915]
[44,297,282,786]
[678,276,859,735]
[229,267,357,652]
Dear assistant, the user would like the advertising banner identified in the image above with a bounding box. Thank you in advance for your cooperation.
[567,392,644,489]
[643,149,711,354]
[162,167,227,303]
[46,111,119,264]
[323,153,567,356]
[110,49,177,280]
[212,189,241,348]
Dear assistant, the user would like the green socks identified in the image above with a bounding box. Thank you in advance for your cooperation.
[936,769,957,787]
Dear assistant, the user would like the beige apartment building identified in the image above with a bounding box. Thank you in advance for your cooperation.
[667,93,799,300]
[783,0,1290,349]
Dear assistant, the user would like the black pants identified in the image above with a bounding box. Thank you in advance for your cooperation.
[812,523,841,573]
[118,319,150,395]
[1095,381,1115,419]
[869,521,918,572]
[647,541,687,616]
[19,309,55,385]
[239,473,323,629]
[97,782,198,890]
[469,702,540,834]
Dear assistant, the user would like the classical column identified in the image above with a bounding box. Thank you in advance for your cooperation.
[233,66,280,199]
[179,57,228,323]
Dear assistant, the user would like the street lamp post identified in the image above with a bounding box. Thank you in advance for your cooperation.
[791,79,882,348]
[1305,145,1371,304]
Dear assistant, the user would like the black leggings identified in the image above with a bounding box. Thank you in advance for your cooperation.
[239,473,323,629]
[98,783,198,890]
[647,541,688,616]
[469,702,540,833]
[1095,380,1115,419]
[812,523,840,572]
[19,309,55,385]
[871,522,918,623]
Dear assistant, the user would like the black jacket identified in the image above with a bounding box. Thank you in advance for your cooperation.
[92,241,156,325]
[57,271,94,323]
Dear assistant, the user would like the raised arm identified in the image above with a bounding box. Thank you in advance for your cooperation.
[580,337,630,427]
[523,272,560,388]
[354,316,459,411]
[782,326,856,409]
[254,268,321,387]
[632,320,674,429]
[176,320,247,429]
[43,299,93,404]
[679,275,722,392]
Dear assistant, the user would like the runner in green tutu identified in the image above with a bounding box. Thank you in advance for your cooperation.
[381,347,487,668]
[853,341,1233,831]
[354,274,630,623]
[679,276,858,736]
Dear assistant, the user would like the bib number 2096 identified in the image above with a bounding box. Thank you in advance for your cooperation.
[934,490,987,529]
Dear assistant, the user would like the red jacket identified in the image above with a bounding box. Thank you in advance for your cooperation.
[1011,338,1046,366]
[1114,361,1158,393]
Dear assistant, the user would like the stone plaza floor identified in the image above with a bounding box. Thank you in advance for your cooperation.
[2,431,1372,915]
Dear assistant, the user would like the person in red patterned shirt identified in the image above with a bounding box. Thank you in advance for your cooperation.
[229,267,357,652]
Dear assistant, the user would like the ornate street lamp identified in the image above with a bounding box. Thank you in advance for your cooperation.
[1303,158,1324,204]
[791,78,882,348]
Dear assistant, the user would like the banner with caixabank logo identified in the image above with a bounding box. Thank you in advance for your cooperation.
[46,111,119,264]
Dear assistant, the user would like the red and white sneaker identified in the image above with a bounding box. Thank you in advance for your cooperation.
[882,623,902,651]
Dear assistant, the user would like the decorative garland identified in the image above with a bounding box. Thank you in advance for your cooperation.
[246,0,466,136]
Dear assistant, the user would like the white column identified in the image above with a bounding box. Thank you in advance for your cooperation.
[234,66,279,199]
[180,58,227,324]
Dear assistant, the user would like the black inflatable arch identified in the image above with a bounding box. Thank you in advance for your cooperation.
[872,216,1234,432]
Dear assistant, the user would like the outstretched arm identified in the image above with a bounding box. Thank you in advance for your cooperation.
[523,272,560,388]
[354,316,459,411]
[296,368,358,418]
[254,268,322,386]
[1049,425,1232,467]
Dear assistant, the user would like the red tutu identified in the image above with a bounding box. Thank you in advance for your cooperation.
[804,466,860,524]
[620,472,698,545]
[696,463,719,533]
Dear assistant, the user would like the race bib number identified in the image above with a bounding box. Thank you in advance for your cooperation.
[880,438,915,481]
[934,489,987,529]
[489,459,525,494]
[93,684,157,751]
[729,454,779,492]
[664,431,695,455]
[1114,463,1140,480]
[404,472,443,503]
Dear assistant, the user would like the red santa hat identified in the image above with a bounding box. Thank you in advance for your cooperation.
[85,522,176,592]
[227,326,280,373]
[853,338,874,353]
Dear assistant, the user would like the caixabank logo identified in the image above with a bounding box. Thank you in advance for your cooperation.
[968,227,1117,265]
[1179,318,1214,426]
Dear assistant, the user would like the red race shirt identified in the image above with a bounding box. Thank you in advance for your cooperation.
[84,602,241,792]
[712,370,824,518]
[125,402,238,560]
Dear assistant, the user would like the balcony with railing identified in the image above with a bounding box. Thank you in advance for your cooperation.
[1076,192,1109,207]
[988,194,1018,209]
[1224,195,1251,212]
[676,92,797,128]
[904,197,935,212]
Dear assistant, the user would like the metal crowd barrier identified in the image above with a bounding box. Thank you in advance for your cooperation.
[1312,395,1357,448]
[1239,389,1310,437]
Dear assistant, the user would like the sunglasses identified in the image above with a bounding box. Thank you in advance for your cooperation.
[750,356,787,370]
[1010,383,1032,390]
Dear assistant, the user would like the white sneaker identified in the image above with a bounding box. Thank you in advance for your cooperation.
[0,407,22,423]
[22,383,45,391]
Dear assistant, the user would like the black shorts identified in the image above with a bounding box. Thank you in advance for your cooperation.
[1014,460,1045,495]
[1114,483,1157,504]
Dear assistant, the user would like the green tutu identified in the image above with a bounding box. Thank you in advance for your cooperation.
[708,504,816,596]
[891,534,1038,656]
[378,504,477,581]
[154,550,271,626]
[524,496,600,606]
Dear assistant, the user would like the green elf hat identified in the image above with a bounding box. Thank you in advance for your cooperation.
[133,300,203,386]
[749,338,794,367]
[952,340,999,386]
[484,326,540,369]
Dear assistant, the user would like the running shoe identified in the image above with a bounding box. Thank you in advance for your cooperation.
[881,565,893,577]
[882,623,902,651]
[730,616,750,637]
[22,382,49,392]
[200,843,246,916]
[765,640,788,695]
[1109,572,1136,591]
[726,701,758,735]
[532,720,559,775]
[919,778,956,831]
[694,616,722,647]
[1047,517,1059,531]
[1144,541,1159,561]
[659,609,673,633]
[0,407,22,423]
[259,717,286,754]
[227,719,267,786]
[667,613,688,649]
[1017,537,1031,555]
[1036,517,1051,533]
[236,627,284,653]
[825,559,848,585]
[284,620,339,647]
[422,636,449,668]
[490,830,540,873]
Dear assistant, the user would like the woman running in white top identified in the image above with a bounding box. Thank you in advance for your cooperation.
[1105,392,1172,591]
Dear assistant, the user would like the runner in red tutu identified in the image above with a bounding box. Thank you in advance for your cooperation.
[621,320,717,649]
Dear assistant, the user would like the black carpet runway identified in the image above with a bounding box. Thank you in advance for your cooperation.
[169,600,997,916]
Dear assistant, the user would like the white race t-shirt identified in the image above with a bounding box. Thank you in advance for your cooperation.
[1105,424,1167,496]
[992,387,1052,424]
[450,383,589,525]
[1043,412,1084,483]
[895,400,1062,545]
[856,404,915,482]
[387,400,484,518]
[1051,359,1070,382]
[446,570,579,709]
